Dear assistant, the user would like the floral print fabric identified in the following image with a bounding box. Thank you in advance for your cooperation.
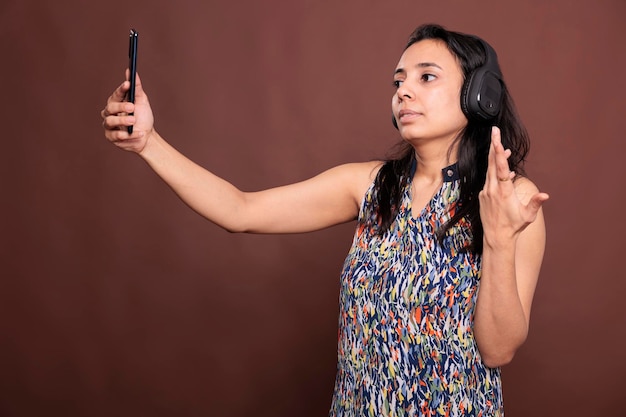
[330,164,503,417]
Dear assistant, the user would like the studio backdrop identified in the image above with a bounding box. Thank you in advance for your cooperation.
[1,0,625,416]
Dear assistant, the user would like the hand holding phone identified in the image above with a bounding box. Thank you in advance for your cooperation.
[127,29,138,134]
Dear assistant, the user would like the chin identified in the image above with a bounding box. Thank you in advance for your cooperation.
[399,126,465,145]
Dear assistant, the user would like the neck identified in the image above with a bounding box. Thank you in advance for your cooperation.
[411,140,458,183]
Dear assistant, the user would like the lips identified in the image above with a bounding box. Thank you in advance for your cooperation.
[398,109,421,123]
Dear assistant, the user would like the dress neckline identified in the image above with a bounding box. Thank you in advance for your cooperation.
[406,162,459,221]
[408,159,459,183]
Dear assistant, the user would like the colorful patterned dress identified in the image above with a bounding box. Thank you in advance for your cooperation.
[330,163,503,417]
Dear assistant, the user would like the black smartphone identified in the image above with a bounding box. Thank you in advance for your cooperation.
[127,29,139,134]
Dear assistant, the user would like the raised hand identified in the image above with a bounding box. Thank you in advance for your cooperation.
[479,126,549,248]
[101,71,155,154]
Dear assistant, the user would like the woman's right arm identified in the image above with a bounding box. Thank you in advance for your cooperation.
[101,74,381,234]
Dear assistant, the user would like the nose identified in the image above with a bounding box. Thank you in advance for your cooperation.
[396,82,413,102]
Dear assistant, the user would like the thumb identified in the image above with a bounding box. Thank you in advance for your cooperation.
[124,69,144,92]
[134,72,147,98]
[525,192,550,218]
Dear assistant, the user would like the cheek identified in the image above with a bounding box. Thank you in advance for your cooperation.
[452,109,469,130]
[440,84,462,107]
[445,95,467,125]
[440,87,466,121]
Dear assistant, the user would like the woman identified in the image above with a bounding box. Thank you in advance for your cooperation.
[101,23,548,417]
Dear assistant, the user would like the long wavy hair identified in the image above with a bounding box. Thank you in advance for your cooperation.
[373,24,530,254]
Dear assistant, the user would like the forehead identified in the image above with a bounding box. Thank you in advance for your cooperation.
[395,39,461,73]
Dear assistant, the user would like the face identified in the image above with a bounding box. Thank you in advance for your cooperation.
[392,39,467,145]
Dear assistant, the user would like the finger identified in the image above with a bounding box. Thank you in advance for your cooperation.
[490,126,513,183]
[101,103,135,128]
[101,79,131,122]
[485,128,496,180]
[485,127,502,185]
[135,72,143,89]
[491,126,511,173]
[522,192,550,222]
[104,125,143,142]
[104,127,129,142]
[133,72,147,101]
[528,192,550,212]
[100,103,129,118]
[110,79,131,104]
[102,113,135,131]
[123,69,143,91]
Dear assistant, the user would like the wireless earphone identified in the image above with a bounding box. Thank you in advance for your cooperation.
[392,36,504,129]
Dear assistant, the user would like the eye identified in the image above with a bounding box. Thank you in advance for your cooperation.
[421,73,436,82]
[392,79,403,88]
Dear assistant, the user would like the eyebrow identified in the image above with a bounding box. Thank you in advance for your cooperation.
[394,62,443,75]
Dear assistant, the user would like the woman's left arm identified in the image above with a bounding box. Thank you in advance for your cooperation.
[473,126,550,368]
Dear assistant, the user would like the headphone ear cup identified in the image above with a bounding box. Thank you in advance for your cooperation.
[461,67,502,121]
[461,38,504,122]
[460,70,478,119]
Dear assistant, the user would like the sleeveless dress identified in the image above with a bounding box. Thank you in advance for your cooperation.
[330,163,503,417]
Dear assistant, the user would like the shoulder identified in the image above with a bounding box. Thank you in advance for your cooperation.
[324,160,384,203]
[322,160,383,183]
[334,160,384,180]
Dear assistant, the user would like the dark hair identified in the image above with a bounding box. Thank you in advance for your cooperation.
[373,23,530,254]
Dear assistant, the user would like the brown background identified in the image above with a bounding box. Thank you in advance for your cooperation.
[1,0,625,416]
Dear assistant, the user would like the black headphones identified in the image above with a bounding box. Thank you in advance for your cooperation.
[460,38,503,121]
[393,37,503,128]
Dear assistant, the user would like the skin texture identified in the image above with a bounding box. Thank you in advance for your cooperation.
[101,39,549,367]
